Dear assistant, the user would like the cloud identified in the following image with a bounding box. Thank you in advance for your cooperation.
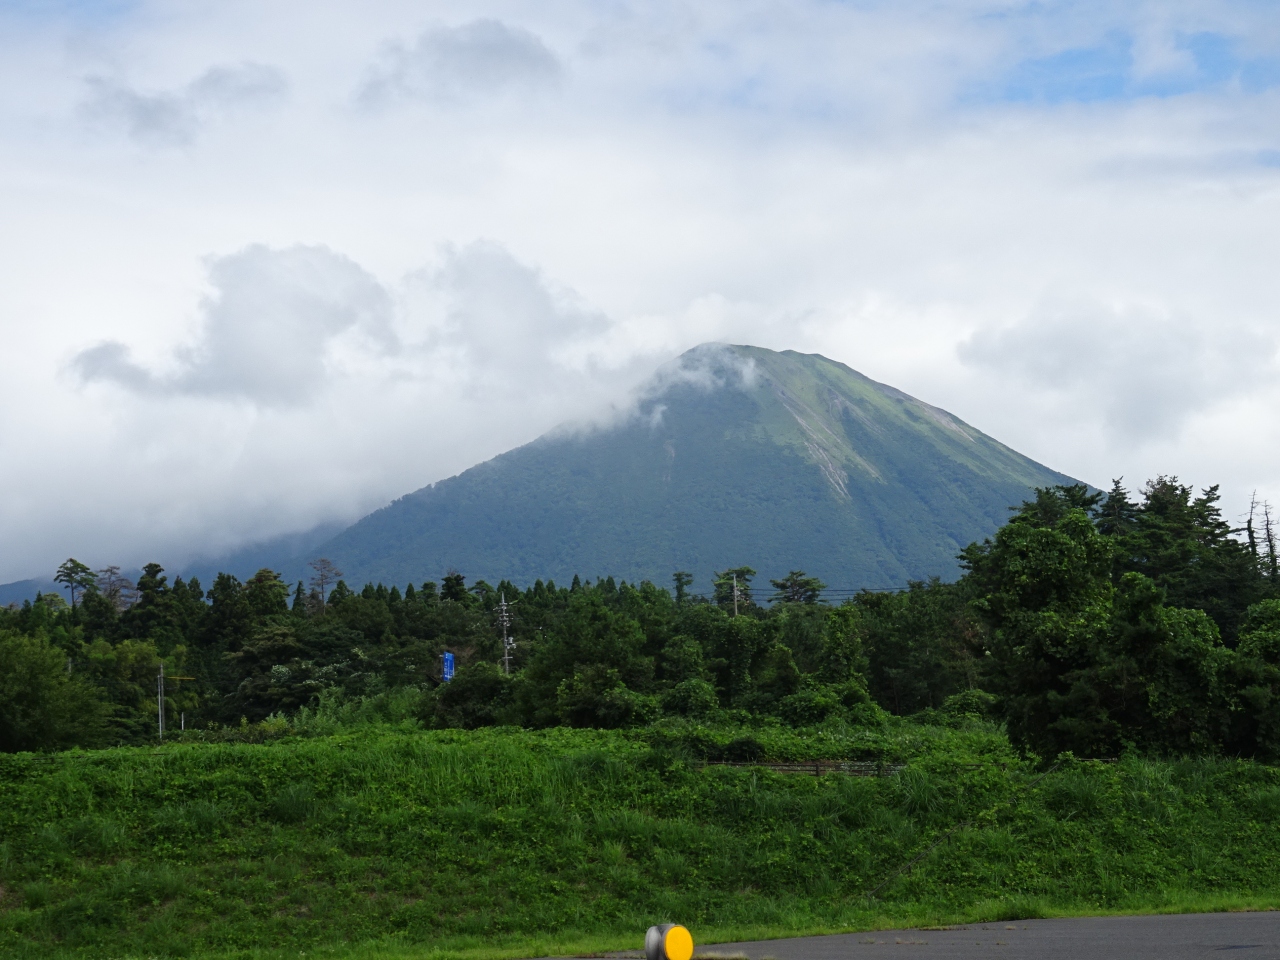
[7,0,1280,584]
[72,240,649,414]
[644,341,758,397]
[81,62,286,146]
[359,19,561,106]
[960,299,1276,443]
[422,241,611,383]
[75,245,396,405]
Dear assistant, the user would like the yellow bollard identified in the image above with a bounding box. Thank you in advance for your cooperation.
[645,924,694,960]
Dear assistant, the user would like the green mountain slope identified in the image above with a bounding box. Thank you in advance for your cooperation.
[315,344,1079,591]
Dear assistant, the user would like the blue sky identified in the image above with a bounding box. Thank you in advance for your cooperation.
[1,0,1279,580]
[982,29,1280,103]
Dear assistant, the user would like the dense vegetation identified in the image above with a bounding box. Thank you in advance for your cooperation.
[4,725,1280,959]
[6,475,1280,958]
[5,476,1280,762]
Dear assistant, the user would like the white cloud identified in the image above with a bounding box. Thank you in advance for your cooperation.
[358,19,560,106]
[75,245,396,405]
[960,299,1276,443]
[81,62,286,146]
[2,0,1280,581]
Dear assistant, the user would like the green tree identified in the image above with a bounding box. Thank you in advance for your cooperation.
[1096,478,1139,538]
[441,572,470,604]
[855,580,977,714]
[244,569,290,620]
[54,558,96,608]
[966,496,1237,757]
[430,662,513,729]
[0,631,111,752]
[769,570,826,604]
[1110,478,1263,643]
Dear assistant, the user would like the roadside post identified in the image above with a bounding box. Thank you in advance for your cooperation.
[645,924,694,960]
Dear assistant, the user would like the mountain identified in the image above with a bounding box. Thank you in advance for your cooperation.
[298,344,1079,593]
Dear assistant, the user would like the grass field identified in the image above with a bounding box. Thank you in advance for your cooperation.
[3,720,1280,959]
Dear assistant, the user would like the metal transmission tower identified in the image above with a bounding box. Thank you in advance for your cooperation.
[496,592,518,674]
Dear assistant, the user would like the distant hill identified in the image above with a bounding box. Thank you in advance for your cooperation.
[296,344,1079,593]
[0,578,60,608]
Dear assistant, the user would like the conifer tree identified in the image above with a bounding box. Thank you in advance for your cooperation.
[54,558,95,609]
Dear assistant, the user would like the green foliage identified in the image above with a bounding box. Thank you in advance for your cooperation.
[9,469,1280,772]
[855,579,978,714]
[0,631,110,752]
[1,727,1279,959]
[770,570,827,604]
[960,483,1280,759]
[52,559,94,609]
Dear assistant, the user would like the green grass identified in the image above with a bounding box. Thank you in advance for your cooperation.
[2,721,1280,959]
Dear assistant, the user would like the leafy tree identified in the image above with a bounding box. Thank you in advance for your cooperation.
[0,631,111,751]
[81,637,164,743]
[769,570,826,604]
[555,664,659,728]
[225,623,310,721]
[672,571,694,604]
[430,662,513,728]
[441,572,470,604]
[244,568,290,620]
[964,503,1115,755]
[122,563,185,651]
[516,590,654,726]
[202,573,253,652]
[855,580,978,714]
[1096,478,1139,538]
[54,558,95,608]
[661,677,720,717]
[966,496,1237,757]
[1232,600,1280,758]
[1112,478,1263,644]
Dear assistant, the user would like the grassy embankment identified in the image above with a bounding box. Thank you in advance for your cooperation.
[3,720,1280,960]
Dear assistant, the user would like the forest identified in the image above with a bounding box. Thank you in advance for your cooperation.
[5,475,1280,762]
[8,476,1280,959]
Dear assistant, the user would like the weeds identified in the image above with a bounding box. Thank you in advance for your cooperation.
[0,724,1278,959]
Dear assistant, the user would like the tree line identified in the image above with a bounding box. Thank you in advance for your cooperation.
[4,476,1280,760]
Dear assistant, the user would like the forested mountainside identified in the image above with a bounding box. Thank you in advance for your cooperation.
[308,343,1077,590]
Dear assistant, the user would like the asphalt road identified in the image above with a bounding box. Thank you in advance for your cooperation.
[696,912,1280,960]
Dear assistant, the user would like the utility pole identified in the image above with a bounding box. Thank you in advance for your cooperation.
[732,573,740,618]
[157,664,195,741]
[497,592,516,674]
[157,661,164,741]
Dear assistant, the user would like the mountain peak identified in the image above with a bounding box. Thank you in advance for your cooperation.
[301,343,1077,591]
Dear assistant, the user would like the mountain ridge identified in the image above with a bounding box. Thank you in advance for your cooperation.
[301,343,1079,591]
[1,344,1081,602]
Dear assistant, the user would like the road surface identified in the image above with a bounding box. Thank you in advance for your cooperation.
[696,912,1280,959]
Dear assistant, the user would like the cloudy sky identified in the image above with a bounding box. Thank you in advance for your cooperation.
[3,0,1279,583]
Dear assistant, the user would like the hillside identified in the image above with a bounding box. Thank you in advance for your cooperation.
[3,722,1279,959]
[313,344,1077,591]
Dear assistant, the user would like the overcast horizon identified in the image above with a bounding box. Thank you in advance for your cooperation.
[3,1,1280,585]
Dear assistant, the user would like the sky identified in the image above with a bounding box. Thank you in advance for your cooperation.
[2,0,1280,584]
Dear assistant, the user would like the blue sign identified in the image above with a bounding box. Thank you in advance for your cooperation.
[442,651,455,682]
